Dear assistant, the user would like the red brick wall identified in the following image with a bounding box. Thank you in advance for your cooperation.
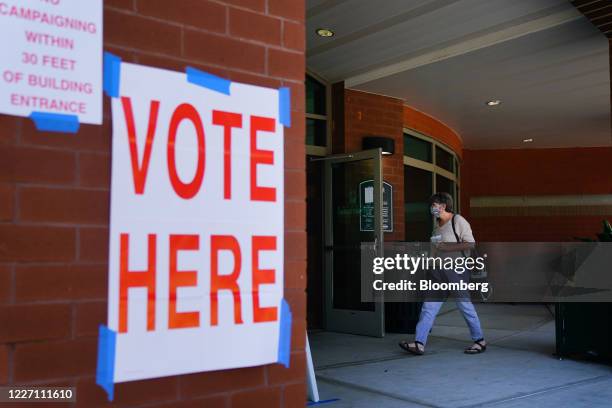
[0,1,306,407]
[462,147,612,241]
[337,90,467,242]
[343,89,405,241]
[403,105,463,158]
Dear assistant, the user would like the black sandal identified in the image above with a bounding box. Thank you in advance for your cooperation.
[464,338,486,354]
[399,340,425,355]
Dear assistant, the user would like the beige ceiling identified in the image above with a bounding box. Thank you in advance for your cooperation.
[306,0,611,149]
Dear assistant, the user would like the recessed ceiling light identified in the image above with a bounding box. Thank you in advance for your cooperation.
[486,100,501,106]
[523,138,534,143]
[316,28,334,37]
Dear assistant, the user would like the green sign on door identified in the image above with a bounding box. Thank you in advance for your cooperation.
[359,180,393,232]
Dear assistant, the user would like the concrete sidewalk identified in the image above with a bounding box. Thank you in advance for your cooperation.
[309,304,612,407]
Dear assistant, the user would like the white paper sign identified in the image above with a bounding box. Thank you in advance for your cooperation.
[105,62,285,385]
[0,0,102,124]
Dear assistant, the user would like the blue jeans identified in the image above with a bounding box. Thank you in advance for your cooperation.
[415,300,484,345]
[415,268,484,345]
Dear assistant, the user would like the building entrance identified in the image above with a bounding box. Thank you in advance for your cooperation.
[320,149,385,337]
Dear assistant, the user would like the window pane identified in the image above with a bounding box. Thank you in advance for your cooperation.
[456,186,460,212]
[404,166,433,241]
[306,75,326,115]
[436,146,454,172]
[404,134,432,162]
[435,174,456,208]
[306,118,327,146]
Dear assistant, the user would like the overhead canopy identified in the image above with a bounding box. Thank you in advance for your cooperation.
[307,0,611,149]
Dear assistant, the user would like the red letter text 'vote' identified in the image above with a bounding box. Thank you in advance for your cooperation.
[250,116,276,202]
[167,103,206,199]
[212,110,242,200]
[121,97,160,195]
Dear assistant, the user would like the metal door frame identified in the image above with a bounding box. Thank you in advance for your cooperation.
[322,148,384,337]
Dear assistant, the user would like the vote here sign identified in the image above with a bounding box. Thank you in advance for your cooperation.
[97,59,289,400]
[0,0,102,125]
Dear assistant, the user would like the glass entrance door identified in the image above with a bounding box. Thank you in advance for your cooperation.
[323,149,384,337]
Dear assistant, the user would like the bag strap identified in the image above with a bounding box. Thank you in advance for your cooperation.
[451,214,468,258]
[451,214,461,243]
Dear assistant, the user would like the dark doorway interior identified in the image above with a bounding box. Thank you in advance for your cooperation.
[306,157,324,329]
[404,165,433,242]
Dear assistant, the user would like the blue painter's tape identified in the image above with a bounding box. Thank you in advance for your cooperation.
[278,87,291,127]
[103,52,121,97]
[29,112,79,133]
[186,67,231,95]
[307,398,341,406]
[96,325,116,402]
[277,298,292,367]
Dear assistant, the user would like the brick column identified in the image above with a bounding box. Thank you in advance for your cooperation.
[0,1,306,406]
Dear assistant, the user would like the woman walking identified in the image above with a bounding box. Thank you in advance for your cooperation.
[399,192,486,355]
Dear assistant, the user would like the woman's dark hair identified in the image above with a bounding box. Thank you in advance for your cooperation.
[429,192,454,213]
